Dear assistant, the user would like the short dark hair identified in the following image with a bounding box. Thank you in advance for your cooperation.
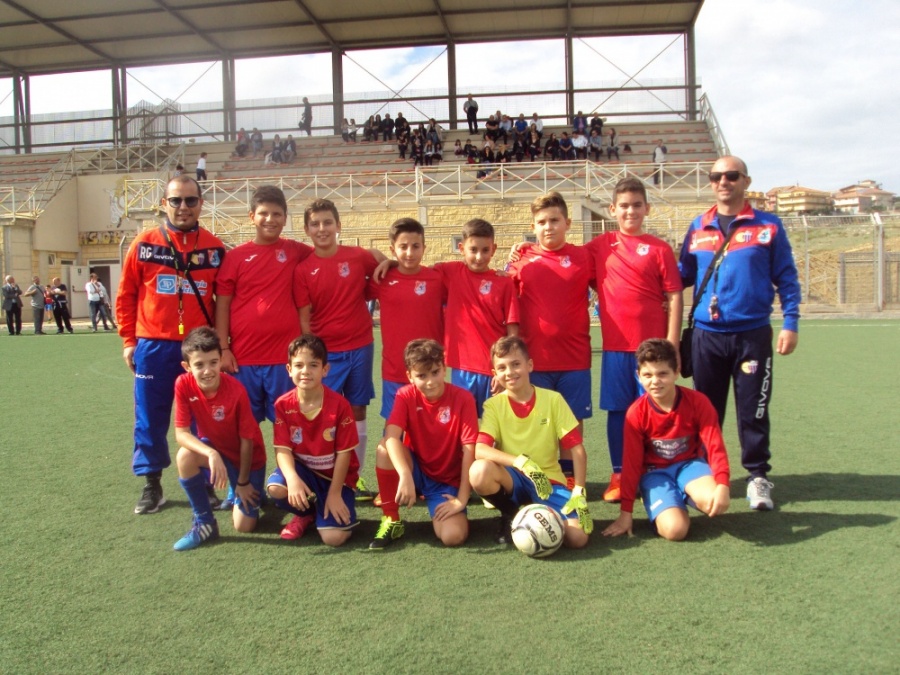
[613,177,648,203]
[531,191,568,219]
[181,326,221,361]
[288,333,328,364]
[461,218,494,241]
[635,338,678,372]
[166,174,202,197]
[404,339,444,372]
[304,198,340,228]
[251,185,288,214]
[491,335,530,362]
[390,217,425,243]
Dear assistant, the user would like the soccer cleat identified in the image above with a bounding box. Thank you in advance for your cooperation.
[603,473,622,503]
[354,477,375,502]
[280,513,315,540]
[368,516,405,549]
[206,485,222,510]
[747,477,775,510]
[173,519,219,551]
[134,478,166,515]
[495,515,513,545]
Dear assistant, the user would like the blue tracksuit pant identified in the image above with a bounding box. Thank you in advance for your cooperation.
[132,338,185,476]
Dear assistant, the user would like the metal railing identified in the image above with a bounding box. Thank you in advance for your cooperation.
[698,93,729,157]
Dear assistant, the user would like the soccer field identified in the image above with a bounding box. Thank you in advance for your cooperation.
[1,320,898,674]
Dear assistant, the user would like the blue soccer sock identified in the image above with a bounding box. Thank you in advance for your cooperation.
[272,497,315,519]
[180,473,215,524]
[607,410,626,473]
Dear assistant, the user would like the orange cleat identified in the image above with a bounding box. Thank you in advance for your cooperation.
[603,473,622,503]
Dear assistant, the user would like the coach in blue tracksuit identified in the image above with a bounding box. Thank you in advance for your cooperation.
[679,155,800,512]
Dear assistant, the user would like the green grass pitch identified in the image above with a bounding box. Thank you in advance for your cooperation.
[0,320,897,673]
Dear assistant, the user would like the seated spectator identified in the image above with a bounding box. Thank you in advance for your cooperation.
[499,115,513,143]
[424,140,436,166]
[558,131,576,160]
[589,129,604,162]
[484,115,500,143]
[590,113,605,135]
[395,113,410,139]
[348,119,358,142]
[476,146,494,178]
[463,139,477,163]
[250,128,263,158]
[426,118,443,145]
[398,130,409,159]
[527,131,542,161]
[432,142,443,164]
[264,134,283,165]
[411,131,425,166]
[606,127,620,161]
[234,128,249,158]
[495,144,511,165]
[173,164,185,176]
[543,132,560,161]
[382,113,395,141]
[571,131,589,159]
[454,139,464,156]
[531,113,544,140]
[341,118,351,143]
[364,115,376,142]
[282,134,297,163]
[511,137,526,162]
[572,111,588,135]
[374,114,383,141]
[482,135,495,152]
[513,114,529,144]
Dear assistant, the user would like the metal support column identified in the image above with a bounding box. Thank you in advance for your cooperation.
[332,48,344,135]
[222,58,236,140]
[112,66,129,146]
[565,35,575,123]
[447,42,458,130]
[685,27,698,120]
[12,74,31,154]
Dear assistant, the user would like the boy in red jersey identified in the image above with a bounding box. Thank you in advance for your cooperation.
[602,339,730,541]
[435,218,519,417]
[171,327,267,551]
[266,335,360,547]
[368,339,478,549]
[583,178,683,503]
[506,192,594,483]
[293,199,385,489]
[367,218,445,420]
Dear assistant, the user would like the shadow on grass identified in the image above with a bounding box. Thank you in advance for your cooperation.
[772,473,900,504]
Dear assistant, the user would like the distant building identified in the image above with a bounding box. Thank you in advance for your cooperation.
[745,190,767,210]
[832,180,895,213]
[766,185,833,215]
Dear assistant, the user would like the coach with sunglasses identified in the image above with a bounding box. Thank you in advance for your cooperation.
[117,176,227,516]
[678,155,800,512]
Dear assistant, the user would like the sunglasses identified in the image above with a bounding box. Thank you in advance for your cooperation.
[709,171,744,183]
[165,196,201,208]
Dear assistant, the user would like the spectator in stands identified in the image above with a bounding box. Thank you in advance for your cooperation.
[382,113,395,141]
[426,119,443,147]
[571,131,589,159]
[543,132,559,161]
[424,140,436,166]
[282,134,297,163]
[495,143,511,165]
[398,129,409,160]
[173,164,185,177]
[395,113,410,139]
[374,114,383,141]
[300,97,312,136]
[341,118,351,143]
[265,135,283,166]
[411,130,425,166]
[527,130,542,161]
[432,141,443,164]
[476,145,494,179]
[196,152,208,182]
[363,116,376,142]
[573,111,588,135]
[531,113,544,140]
[484,115,500,144]
[348,119,358,142]
[589,129,604,162]
[511,136,526,163]
[499,115,513,143]
[234,128,249,158]
[3,275,22,335]
[463,139,476,161]
[590,113,605,136]
[513,114,529,144]
[558,131,576,160]
[606,127,620,161]
[652,139,667,185]
[454,139,464,157]
[250,128,263,158]
[463,94,479,134]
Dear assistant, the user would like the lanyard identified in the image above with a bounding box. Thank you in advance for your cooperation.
[708,225,736,321]
[160,225,199,335]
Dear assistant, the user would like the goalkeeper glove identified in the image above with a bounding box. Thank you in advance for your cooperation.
[562,486,593,534]
[513,454,551,499]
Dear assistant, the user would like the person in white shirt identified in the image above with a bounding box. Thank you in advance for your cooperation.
[85,273,113,332]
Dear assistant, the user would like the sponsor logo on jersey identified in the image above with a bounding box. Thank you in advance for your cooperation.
[651,435,689,459]
[276,249,287,263]
[245,254,258,262]
[212,405,225,421]
[637,243,650,256]
[388,280,399,285]
[438,406,451,424]
[540,418,549,425]
[757,228,772,244]
[156,275,178,295]
[737,230,753,243]
[310,268,320,276]
[741,360,759,374]
[134,373,154,379]
[690,233,720,251]
[755,357,772,419]
[189,396,199,402]
[338,262,350,278]
[291,427,303,444]
[341,416,354,426]
[209,250,220,267]
[415,281,427,295]
[560,255,571,268]
[323,426,336,442]
[479,280,492,295]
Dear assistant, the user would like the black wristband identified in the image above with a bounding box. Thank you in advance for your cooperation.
[237,480,251,487]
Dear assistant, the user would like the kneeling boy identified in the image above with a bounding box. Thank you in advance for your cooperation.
[369,339,478,550]
[470,336,592,548]
[172,327,267,551]
[602,339,730,541]
[267,334,359,547]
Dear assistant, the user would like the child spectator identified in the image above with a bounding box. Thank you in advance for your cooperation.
[171,327,267,551]
[348,119,358,142]
[266,335,360,546]
[424,140,435,166]
[397,131,409,160]
[470,336,592,547]
[583,177,683,502]
[341,118,351,143]
[196,152,208,182]
[652,139,667,185]
[606,127,620,161]
[601,338,730,540]
[411,132,424,166]
[453,139,464,157]
[369,339,478,549]
[173,164,185,177]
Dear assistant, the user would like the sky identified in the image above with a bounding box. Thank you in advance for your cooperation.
[3,0,898,195]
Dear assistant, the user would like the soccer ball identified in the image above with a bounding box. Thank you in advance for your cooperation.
[510,504,565,558]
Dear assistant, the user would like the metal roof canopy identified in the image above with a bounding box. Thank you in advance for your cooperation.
[0,0,704,75]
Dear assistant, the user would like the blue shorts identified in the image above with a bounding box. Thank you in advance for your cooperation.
[530,369,593,419]
[266,461,358,530]
[323,343,375,407]
[234,364,294,423]
[380,379,405,419]
[411,454,466,519]
[600,351,643,411]
[451,369,493,418]
[504,467,577,522]
[639,459,712,522]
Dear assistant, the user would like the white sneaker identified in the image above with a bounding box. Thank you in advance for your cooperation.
[747,477,774,510]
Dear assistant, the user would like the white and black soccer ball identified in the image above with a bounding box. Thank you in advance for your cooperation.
[510,504,565,558]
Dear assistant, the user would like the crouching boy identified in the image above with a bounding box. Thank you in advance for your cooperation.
[369,339,478,550]
[172,327,267,551]
[469,336,592,548]
[602,338,731,541]
[266,334,359,547]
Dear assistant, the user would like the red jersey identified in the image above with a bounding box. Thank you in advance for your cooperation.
[173,371,267,470]
[216,238,312,365]
[368,266,445,383]
[293,246,378,352]
[620,386,730,513]
[117,224,226,348]
[507,243,594,371]
[584,231,682,352]
[273,386,360,488]
[435,262,519,375]
[387,383,478,486]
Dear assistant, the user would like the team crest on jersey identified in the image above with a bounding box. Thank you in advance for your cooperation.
[291,427,303,444]
[652,436,689,459]
[276,249,287,263]
[323,426,336,442]
[479,280,492,295]
[438,406,451,424]
[741,360,759,374]
[415,281,427,296]
[211,405,225,421]
[560,255,572,268]
[338,262,350,278]
[757,228,772,244]
[191,252,205,266]
[210,251,220,267]
[637,243,650,256]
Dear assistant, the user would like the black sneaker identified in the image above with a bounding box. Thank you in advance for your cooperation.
[206,485,221,510]
[134,478,166,515]
[495,515,513,545]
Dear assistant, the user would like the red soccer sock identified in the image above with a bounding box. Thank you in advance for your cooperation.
[375,467,401,520]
